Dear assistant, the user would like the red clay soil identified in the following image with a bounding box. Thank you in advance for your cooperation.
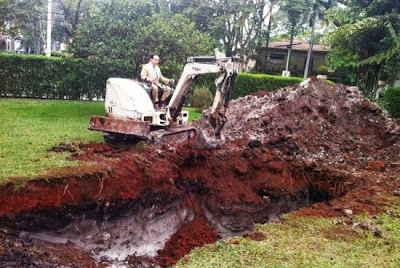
[157,217,220,266]
[243,231,266,241]
[0,78,400,267]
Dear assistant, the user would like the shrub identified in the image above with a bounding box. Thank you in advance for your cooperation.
[234,73,302,98]
[1,53,303,101]
[317,65,329,75]
[385,87,400,118]
[191,87,214,109]
[51,51,62,57]
[0,53,133,100]
[191,73,302,100]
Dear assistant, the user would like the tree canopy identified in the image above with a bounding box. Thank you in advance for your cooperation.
[326,0,400,93]
[69,0,213,77]
[166,0,271,70]
[2,0,400,94]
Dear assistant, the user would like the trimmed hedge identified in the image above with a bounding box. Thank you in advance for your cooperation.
[0,53,133,100]
[385,87,400,118]
[193,72,303,99]
[233,73,303,99]
[1,53,303,101]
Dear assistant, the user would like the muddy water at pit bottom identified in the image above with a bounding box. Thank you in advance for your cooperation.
[29,200,192,267]
[27,188,311,267]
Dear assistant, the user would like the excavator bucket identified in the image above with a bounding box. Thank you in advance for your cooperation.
[191,115,226,150]
[191,70,238,150]
[148,126,197,144]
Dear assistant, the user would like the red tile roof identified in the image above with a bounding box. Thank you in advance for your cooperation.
[265,40,329,52]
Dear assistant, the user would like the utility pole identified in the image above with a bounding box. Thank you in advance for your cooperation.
[283,24,295,77]
[304,1,318,79]
[46,0,52,56]
[167,0,171,12]
[265,0,274,49]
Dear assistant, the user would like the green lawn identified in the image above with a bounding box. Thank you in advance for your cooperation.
[0,98,202,183]
[177,200,400,268]
[185,106,203,122]
[0,98,105,183]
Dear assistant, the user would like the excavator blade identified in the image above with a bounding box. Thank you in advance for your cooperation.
[89,115,150,139]
[89,116,196,145]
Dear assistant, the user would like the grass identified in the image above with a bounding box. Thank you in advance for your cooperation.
[177,199,400,267]
[0,98,202,183]
[0,98,105,183]
[184,107,203,122]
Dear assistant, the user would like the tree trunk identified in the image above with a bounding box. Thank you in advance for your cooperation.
[255,0,265,43]
[10,36,15,52]
[265,0,273,49]
[304,3,317,79]
[0,32,6,51]
[225,44,233,57]
[285,23,295,72]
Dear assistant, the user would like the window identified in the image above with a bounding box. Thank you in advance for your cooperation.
[270,53,285,64]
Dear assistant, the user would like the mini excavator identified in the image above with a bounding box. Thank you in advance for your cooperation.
[88,56,239,149]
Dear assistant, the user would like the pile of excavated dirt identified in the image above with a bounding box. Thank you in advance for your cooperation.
[0,78,399,267]
[197,77,400,170]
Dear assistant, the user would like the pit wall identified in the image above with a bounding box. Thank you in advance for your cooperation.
[0,147,350,266]
[0,147,347,226]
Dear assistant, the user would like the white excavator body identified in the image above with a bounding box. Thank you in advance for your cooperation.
[88,56,239,147]
[104,78,189,127]
[105,78,155,119]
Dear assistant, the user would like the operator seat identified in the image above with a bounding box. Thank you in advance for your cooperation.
[137,81,164,104]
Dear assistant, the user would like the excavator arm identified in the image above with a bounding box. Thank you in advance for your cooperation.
[167,56,240,140]
[209,60,238,139]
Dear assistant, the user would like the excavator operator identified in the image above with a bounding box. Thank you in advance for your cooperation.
[141,54,174,110]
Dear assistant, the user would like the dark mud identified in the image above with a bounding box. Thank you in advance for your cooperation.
[1,78,400,267]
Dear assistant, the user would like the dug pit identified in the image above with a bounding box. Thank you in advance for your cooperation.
[0,146,345,267]
[1,78,399,267]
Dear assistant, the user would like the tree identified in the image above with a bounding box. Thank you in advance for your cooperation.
[0,0,34,35]
[166,0,271,70]
[69,0,153,61]
[55,0,94,42]
[0,0,42,52]
[303,0,336,78]
[166,0,217,34]
[0,0,73,54]
[279,0,313,72]
[326,0,400,94]
[69,0,213,77]
[132,14,213,76]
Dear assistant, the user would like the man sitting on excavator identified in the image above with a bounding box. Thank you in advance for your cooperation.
[140,54,174,110]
